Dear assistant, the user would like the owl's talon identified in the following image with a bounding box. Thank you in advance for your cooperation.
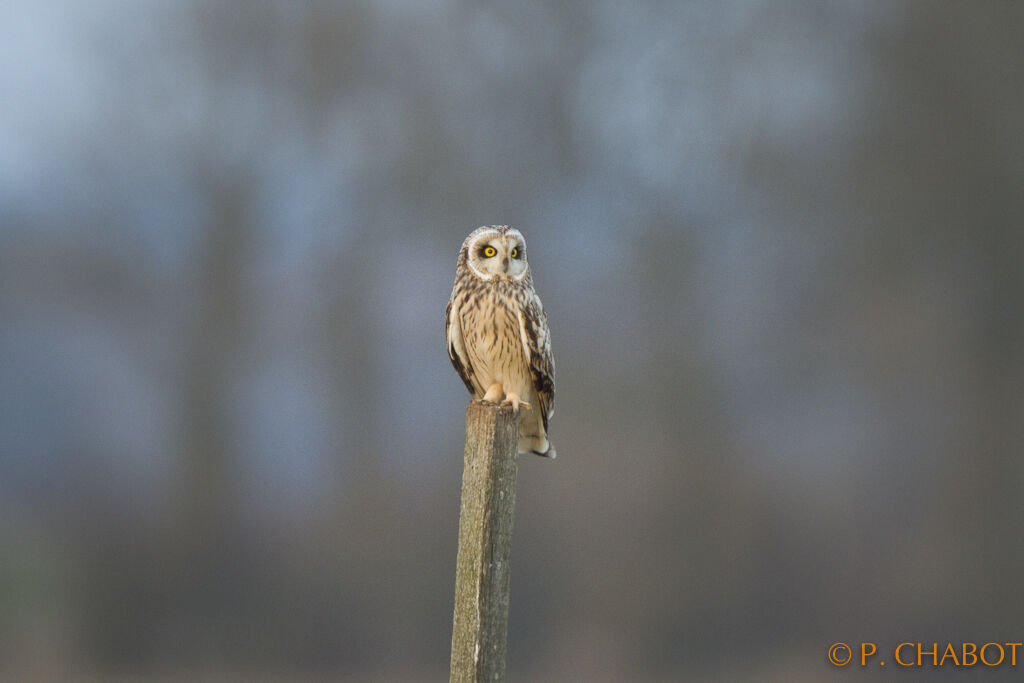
[501,395,531,412]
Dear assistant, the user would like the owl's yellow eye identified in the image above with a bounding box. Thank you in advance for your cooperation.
[482,246,497,257]
[510,247,519,259]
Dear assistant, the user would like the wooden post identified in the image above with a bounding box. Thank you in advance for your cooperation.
[450,401,520,682]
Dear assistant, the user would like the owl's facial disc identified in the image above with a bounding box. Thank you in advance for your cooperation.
[465,227,529,281]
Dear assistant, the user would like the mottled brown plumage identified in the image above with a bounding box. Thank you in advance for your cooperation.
[446,226,556,457]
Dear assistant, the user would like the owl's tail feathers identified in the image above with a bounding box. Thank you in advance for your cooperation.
[519,432,556,459]
[531,442,556,459]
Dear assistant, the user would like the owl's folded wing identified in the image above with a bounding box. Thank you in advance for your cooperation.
[446,298,479,396]
[517,293,555,431]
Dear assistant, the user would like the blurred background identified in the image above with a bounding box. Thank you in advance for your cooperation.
[2,1,1022,680]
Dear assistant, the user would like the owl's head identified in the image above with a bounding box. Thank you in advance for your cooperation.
[461,225,530,282]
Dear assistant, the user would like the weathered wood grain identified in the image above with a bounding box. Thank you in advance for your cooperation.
[450,401,520,682]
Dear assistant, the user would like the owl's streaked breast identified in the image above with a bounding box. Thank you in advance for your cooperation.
[459,287,526,387]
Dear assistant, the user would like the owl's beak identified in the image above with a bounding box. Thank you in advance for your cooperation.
[502,257,509,273]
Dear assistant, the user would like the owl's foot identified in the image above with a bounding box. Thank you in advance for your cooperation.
[502,393,531,412]
[482,382,504,403]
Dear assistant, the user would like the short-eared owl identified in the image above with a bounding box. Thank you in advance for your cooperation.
[446,226,556,458]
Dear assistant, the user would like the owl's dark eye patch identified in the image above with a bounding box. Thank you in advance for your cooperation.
[481,246,497,258]
[510,246,522,259]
